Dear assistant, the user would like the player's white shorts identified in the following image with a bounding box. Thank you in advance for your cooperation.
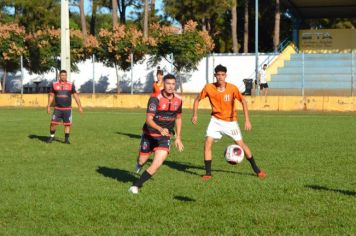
[206,116,242,141]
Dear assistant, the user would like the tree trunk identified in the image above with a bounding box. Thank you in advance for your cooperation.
[273,0,280,52]
[115,63,120,94]
[2,68,7,93]
[112,0,118,28]
[231,0,238,53]
[143,0,149,38]
[243,0,249,53]
[90,0,98,35]
[79,0,87,40]
[118,0,127,24]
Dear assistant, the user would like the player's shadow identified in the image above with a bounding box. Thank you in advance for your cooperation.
[163,160,254,177]
[116,132,141,139]
[174,196,196,202]
[305,185,356,197]
[28,134,49,143]
[96,166,137,183]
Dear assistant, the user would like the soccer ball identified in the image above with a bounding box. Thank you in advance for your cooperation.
[224,144,244,165]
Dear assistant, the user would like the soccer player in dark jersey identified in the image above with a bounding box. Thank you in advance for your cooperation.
[47,70,83,144]
[128,74,184,194]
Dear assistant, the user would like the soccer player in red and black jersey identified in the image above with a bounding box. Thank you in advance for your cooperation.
[129,74,184,194]
[47,70,83,144]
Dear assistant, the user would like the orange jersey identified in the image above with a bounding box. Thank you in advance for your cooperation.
[199,82,243,121]
[152,82,162,94]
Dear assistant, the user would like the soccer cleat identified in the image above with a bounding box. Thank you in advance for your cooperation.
[128,186,139,194]
[201,175,212,180]
[64,140,70,144]
[257,170,266,179]
[135,164,142,174]
[47,137,54,143]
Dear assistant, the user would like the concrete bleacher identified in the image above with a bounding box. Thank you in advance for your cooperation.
[269,53,356,96]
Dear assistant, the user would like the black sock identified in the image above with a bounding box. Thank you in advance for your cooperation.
[247,156,261,174]
[133,170,152,187]
[204,160,212,176]
[65,133,70,141]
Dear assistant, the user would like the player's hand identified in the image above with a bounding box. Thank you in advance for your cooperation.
[191,115,198,125]
[78,106,83,113]
[47,106,51,114]
[160,128,169,136]
[245,120,252,131]
[175,138,184,152]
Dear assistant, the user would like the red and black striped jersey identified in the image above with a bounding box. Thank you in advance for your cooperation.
[49,81,77,109]
[143,91,182,136]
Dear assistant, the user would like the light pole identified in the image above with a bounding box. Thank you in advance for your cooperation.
[61,0,71,80]
[255,0,259,96]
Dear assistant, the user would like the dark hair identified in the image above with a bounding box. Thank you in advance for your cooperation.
[163,74,176,81]
[60,69,67,74]
[156,66,163,75]
[214,64,227,73]
[263,64,267,67]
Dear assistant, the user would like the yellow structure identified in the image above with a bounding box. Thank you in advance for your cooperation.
[265,42,298,81]
[299,29,356,53]
[0,94,355,112]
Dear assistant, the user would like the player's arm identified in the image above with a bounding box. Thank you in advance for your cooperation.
[191,94,202,124]
[146,114,169,136]
[240,97,252,131]
[174,103,184,152]
[47,93,54,114]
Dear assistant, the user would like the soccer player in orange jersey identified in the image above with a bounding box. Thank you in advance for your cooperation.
[191,64,266,179]
[152,66,164,94]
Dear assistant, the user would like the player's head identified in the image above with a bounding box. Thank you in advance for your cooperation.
[59,70,67,82]
[163,74,176,94]
[156,66,164,81]
[214,64,227,84]
[263,64,267,69]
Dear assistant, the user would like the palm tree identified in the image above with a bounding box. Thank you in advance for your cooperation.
[143,0,149,38]
[243,0,249,53]
[112,0,118,28]
[79,0,87,39]
[231,0,238,53]
[273,0,280,52]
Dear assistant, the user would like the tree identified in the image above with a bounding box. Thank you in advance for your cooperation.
[143,0,149,38]
[243,0,248,53]
[273,0,280,52]
[117,0,136,24]
[79,0,87,39]
[231,0,238,53]
[149,21,214,92]
[96,25,153,92]
[112,0,118,28]
[0,23,26,93]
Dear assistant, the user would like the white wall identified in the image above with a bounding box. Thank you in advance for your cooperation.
[1,54,276,93]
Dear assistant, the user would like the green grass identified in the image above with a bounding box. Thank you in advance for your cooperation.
[0,108,355,235]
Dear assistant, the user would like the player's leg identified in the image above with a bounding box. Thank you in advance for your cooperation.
[203,136,214,179]
[63,110,72,144]
[225,121,266,178]
[129,136,170,194]
[203,117,223,179]
[234,140,265,178]
[48,109,61,143]
[135,134,153,173]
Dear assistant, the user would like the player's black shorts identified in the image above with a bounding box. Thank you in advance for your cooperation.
[51,109,72,126]
[139,134,170,156]
[260,83,269,90]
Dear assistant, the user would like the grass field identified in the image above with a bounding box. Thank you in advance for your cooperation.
[0,107,355,235]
